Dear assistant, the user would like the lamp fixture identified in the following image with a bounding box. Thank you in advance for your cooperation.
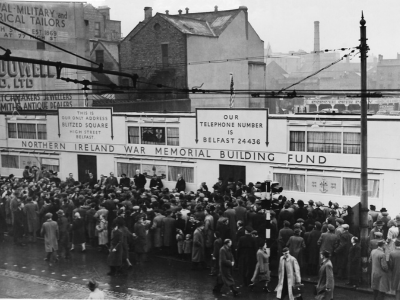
[9,110,21,121]
[310,114,322,129]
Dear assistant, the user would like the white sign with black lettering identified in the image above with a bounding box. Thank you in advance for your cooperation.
[58,108,113,143]
[195,109,269,150]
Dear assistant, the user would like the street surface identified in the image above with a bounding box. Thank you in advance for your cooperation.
[0,236,393,299]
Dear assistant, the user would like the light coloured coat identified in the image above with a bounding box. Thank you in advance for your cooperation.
[96,219,108,245]
[369,248,390,292]
[275,254,301,300]
[41,219,59,252]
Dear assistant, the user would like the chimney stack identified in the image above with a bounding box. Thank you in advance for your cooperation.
[144,7,152,22]
[165,10,169,15]
[178,9,182,15]
[185,7,189,14]
[313,21,321,75]
[215,5,218,11]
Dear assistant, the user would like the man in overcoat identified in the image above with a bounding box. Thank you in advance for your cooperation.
[13,200,25,246]
[388,239,400,300]
[237,226,257,286]
[56,209,70,259]
[346,237,361,288]
[175,174,186,192]
[278,221,294,258]
[223,202,237,245]
[41,212,59,263]
[275,247,301,300]
[192,221,206,270]
[307,222,322,275]
[23,197,39,243]
[370,240,390,300]
[334,224,353,278]
[161,210,176,254]
[151,209,165,251]
[315,250,334,300]
[133,170,147,190]
[317,224,339,264]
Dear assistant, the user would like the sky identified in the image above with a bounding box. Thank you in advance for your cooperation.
[32,0,400,59]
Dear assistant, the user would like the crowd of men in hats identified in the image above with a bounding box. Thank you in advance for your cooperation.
[1,168,400,299]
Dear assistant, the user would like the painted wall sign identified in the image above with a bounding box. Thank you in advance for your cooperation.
[0,1,85,111]
[306,175,342,195]
[195,108,269,150]
[57,108,114,143]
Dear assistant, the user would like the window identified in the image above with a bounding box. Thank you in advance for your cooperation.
[343,178,379,198]
[307,132,341,153]
[161,44,169,66]
[343,133,360,154]
[168,166,194,183]
[1,155,19,168]
[37,41,45,50]
[37,124,47,140]
[20,156,40,169]
[141,127,165,145]
[17,123,36,139]
[167,127,179,146]
[95,22,101,37]
[128,126,139,144]
[154,23,161,31]
[289,131,305,151]
[8,123,17,138]
[95,50,104,64]
[41,158,59,172]
[117,162,140,178]
[8,123,46,140]
[274,173,305,192]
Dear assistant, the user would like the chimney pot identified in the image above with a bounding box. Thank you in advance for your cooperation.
[214,5,218,11]
[165,10,169,15]
[144,7,153,22]
[185,7,189,14]
[178,9,182,15]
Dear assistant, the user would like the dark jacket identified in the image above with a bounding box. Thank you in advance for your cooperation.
[175,178,186,192]
[133,174,147,189]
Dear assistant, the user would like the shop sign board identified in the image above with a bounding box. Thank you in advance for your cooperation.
[57,107,114,143]
[0,1,85,111]
[306,175,341,195]
[195,108,269,151]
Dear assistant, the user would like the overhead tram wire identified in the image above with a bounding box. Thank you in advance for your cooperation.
[0,20,100,66]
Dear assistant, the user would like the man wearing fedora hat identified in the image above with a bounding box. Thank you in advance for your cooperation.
[41,212,59,263]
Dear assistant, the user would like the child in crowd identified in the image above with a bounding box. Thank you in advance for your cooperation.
[183,234,193,261]
[176,229,185,260]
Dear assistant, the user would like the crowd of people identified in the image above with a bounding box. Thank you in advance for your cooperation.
[0,167,400,299]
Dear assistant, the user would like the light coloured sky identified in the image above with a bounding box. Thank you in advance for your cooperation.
[33,0,400,59]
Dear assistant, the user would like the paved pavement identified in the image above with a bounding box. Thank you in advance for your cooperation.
[0,235,395,299]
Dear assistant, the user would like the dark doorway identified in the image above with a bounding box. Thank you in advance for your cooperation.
[77,155,97,183]
[219,164,246,185]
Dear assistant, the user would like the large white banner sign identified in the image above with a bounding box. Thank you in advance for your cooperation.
[196,108,269,151]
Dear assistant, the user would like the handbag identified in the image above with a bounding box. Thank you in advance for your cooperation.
[292,284,303,297]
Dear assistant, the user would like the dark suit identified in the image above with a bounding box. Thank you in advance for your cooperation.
[237,234,257,285]
[13,208,25,245]
[133,174,147,189]
[175,178,186,192]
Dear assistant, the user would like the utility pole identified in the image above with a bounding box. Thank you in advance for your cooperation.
[359,12,369,284]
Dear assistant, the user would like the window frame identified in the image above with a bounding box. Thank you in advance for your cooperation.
[94,22,101,37]
[127,125,179,146]
[8,122,47,140]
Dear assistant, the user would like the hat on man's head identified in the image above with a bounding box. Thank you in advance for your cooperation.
[374,231,383,237]
[45,212,53,219]
[56,209,64,216]
[199,193,205,198]
[316,201,323,206]
[336,218,344,224]
[342,224,349,230]
[297,218,304,223]
[327,224,335,231]
[380,207,387,212]
[370,205,376,210]
[245,226,253,233]
[376,220,384,226]
[308,200,314,205]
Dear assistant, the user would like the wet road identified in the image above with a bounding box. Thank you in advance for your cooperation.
[0,237,390,299]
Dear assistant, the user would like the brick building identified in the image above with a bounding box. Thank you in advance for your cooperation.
[84,4,121,86]
[115,6,265,112]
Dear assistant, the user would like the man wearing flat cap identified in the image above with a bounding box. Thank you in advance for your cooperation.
[318,224,339,265]
[335,218,345,235]
[369,220,384,242]
[370,240,390,299]
[41,212,59,263]
[369,231,385,255]
[236,225,257,286]
[334,223,353,279]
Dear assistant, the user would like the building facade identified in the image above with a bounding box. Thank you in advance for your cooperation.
[118,6,265,111]
[0,109,399,213]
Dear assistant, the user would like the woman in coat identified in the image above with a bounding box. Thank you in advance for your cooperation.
[192,222,206,269]
[96,214,108,252]
[250,242,271,292]
[70,212,86,252]
[275,247,301,300]
[347,237,361,288]
[107,218,124,276]
[316,250,334,300]
[214,239,239,296]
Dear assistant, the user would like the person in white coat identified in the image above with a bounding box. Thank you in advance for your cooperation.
[275,247,302,300]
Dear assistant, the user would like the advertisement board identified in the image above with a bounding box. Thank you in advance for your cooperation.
[196,108,269,151]
[58,108,113,143]
[0,1,86,111]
